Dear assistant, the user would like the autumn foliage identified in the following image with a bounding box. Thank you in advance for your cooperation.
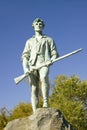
[0,75,87,130]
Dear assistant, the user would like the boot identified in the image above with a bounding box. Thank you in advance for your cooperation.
[43,98,49,108]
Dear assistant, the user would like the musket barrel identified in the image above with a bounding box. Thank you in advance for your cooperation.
[52,48,83,63]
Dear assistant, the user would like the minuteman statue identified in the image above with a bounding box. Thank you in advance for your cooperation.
[21,18,59,113]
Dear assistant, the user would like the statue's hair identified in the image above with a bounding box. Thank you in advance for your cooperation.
[32,18,45,28]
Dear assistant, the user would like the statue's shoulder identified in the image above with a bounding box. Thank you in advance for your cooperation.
[26,36,35,44]
[43,35,53,41]
[28,36,35,41]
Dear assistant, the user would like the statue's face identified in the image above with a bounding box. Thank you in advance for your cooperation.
[33,21,44,32]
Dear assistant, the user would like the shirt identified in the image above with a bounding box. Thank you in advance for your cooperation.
[21,35,59,67]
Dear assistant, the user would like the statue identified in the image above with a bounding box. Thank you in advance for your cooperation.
[21,18,59,113]
[14,18,82,114]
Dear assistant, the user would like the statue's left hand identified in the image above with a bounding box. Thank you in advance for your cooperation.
[46,60,53,66]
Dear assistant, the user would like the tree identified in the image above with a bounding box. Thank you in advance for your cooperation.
[50,75,87,130]
[0,103,33,130]
[9,102,32,120]
[0,107,11,130]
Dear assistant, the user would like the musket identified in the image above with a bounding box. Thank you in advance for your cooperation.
[14,48,83,85]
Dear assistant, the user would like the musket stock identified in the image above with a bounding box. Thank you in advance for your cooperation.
[14,74,27,84]
[14,48,83,85]
[14,72,30,85]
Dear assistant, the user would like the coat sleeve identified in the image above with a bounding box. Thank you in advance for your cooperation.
[21,40,30,73]
[21,40,30,61]
[48,38,59,61]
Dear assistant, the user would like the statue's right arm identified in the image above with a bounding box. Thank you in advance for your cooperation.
[22,57,30,74]
[21,40,30,74]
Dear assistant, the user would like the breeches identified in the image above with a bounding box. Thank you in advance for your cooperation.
[29,66,49,87]
[29,66,49,98]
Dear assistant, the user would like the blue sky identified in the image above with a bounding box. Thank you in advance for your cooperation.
[0,0,87,110]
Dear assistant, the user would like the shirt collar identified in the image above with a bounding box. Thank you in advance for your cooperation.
[32,35,47,38]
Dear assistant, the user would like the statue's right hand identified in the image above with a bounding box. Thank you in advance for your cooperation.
[24,69,30,76]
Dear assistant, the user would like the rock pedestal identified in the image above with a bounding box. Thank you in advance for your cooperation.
[4,108,74,130]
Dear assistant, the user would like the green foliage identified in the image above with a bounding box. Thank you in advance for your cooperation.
[50,75,87,130]
[0,103,33,130]
[0,107,10,130]
[9,102,32,120]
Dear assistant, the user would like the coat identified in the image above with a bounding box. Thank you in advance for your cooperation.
[21,35,59,67]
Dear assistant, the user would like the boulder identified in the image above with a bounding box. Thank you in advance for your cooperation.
[4,108,74,130]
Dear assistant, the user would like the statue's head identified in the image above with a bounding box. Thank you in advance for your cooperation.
[32,18,45,28]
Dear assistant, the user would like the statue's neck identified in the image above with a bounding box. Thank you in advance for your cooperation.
[35,31,43,41]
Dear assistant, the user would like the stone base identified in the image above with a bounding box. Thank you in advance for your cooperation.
[4,108,74,130]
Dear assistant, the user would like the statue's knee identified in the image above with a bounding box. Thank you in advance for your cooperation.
[40,76,47,83]
[32,86,37,94]
[40,74,48,82]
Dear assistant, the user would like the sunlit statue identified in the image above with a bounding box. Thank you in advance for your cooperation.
[21,18,59,113]
[14,18,82,113]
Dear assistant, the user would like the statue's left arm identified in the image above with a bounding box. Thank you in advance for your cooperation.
[49,38,59,61]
